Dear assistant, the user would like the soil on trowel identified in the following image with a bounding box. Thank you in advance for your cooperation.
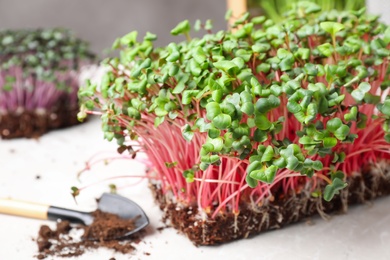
[35,210,143,259]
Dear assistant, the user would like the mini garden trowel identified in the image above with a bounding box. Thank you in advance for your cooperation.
[0,193,149,239]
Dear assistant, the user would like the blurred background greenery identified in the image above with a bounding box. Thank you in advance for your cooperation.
[0,0,388,55]
[249,0,366,22]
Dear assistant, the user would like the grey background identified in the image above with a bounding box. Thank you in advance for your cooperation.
[0,0,227,56]
[0,0,389,57]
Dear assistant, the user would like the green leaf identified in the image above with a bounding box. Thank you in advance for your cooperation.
[286,156,299,171]
[2,35,13,45]
[212,89,223,103]
[383,26,390,45]
[254,113,272,130]
[206,102,221,120]
[165,161,178,168]
[252,43,270,53]
[189,59,201,76]
[182,90,199,105]
[223,40,238,52]
[144,32,157,41]
[323,185,335,201]
[377,100,390,116]
[213,60,239,74]
[212,113,231,129]
[326,118,342,133]
[279,57,294,71]
[221,102,236,116]
[273,157,286,168]
[172,74,189,94]
[334,125,350,140]
[104,132,115,141]
[344,106,358,121]
[247,161,262,173]
[208,128,221,139]
[358,82,371,92]
[240,102,254,116]
[225,9,233,20]
[351,89,365,102]
[250,77,262,95]
[296,48,310,60]
[154,116,165,128]
[201,154,220,164]
[331,171,345,181]
[183,170,194,182]
[251,16,266,25]
[352,82,371,102]
[305,103,318,124]
[261,146,274,162]
[232,57,245,70]
[256,98,272,113]
[363,93,380,105]
[317,43,334,57]
[357,113,367,129]
[71,186,80,198]
[171,20,191,36]
[209,137,224,152]
[253,129,268,142]
[245,174,258,188]
[287,101,301,113]
[120,31,138,46]
[320,22,345,36]
[205,19,213,30]
[303,63,318,76]
[299,136,320,145]
[127,107,141,119]
[312,160,323,171]
[201,143,214,155]
[234,12,250,25]
[323,137,338,148]
[323,178,348,201]
[250,165,277,184]
[168,63,180,76]
[256,63,271,73]
[193,46,207,64]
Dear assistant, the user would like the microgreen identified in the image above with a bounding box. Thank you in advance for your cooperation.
[80,5,390,215]
[0,28,94,113]
[251,0,366,23]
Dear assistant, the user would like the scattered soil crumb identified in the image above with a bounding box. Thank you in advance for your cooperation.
[156,226,168,232]
[9,149,15,153]
[35,210,145,259]
[144,252,151,256]
[305,218,315,226]
[35,175,41,180]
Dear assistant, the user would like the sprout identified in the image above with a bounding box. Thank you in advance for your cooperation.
[0,28,94,138]
[80,7,390,216]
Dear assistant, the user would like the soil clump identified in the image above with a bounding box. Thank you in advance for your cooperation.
[36,210,142,259]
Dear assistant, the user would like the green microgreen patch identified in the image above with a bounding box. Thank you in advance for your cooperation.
[0,28,94,112]
[80,5,390,213]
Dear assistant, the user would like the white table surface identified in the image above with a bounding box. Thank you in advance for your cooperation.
[1,117,390,260]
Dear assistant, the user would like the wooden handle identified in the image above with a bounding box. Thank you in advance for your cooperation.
[0,198,49,220]
[227,0,248,29]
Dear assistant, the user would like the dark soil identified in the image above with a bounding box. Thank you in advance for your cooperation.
[35,210,143,259]
[151,161,390,245]
[0,105,81,139]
